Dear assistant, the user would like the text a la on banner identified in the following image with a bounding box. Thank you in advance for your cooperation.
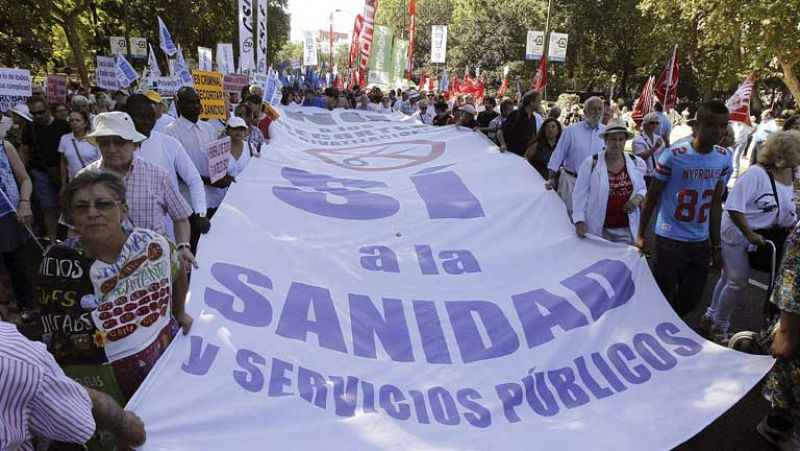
[127,107,773,450]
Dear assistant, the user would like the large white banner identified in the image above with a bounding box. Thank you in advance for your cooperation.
[525,30,545,60]
[128,108,772,450]
[430,25,448,63]
[303,31,318,67]
[238,0,255,74]
[256,0,268,74]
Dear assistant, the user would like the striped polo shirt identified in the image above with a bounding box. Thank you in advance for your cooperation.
[0,321,95,450]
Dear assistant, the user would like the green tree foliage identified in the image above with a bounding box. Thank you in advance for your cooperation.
[0,0,290,88]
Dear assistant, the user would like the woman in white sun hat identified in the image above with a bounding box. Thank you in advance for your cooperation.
[572,117,647,245]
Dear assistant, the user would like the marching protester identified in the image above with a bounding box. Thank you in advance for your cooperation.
[148,91,175,132]
[375,96,395,114]
[0,137,34,322]
[477,97,499,129]
[525,117,563,179]
[58,110,100,188]
[749,109,780,165]
[302,88,326,108]
[546,96,606,217]
[80,111,197,270]
[20,95,71,242]
[234,103,265,155]
[0,321,146,449]
[224,116,254,179]
[126,94,207,240]
[498,90,543,156]
[456,103,479,129]
[433,101,452,126]
[487,99,515,144]
[51,102,69,122]
[5,104,31,150]
[730,119,753,180]
[653,101,672,148]
[637,100,733,317]
[572,118,647,244]
[702,130,800,344]
[411,100,434,124]
[355,92,372,111]
[632,112,667,186]
[165,87,218,253]
[46,168,192,400]
[758,220,800,449]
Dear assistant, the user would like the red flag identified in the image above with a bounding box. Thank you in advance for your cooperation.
[348,15,364,69]
[418,72,427,91]
[497,78,509,98]
[531,56,547,92]
[726,72,756,125]
[428,74,434,91]
[631,76,656,127]
[357,0,379,88]
[334,75,344,89]
[407,0,416,80]
[654,45,679,112]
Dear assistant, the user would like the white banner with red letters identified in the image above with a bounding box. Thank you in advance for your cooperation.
[128,107,772,450]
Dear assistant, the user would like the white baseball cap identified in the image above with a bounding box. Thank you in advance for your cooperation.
[226,116,248,129]
[86,112,146,146]
[460,103,477,116]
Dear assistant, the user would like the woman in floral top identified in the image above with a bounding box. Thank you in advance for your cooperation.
[759,222,800,447]
[38,169,192,401]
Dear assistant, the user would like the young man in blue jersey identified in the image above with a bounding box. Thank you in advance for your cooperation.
[636,101,732,317]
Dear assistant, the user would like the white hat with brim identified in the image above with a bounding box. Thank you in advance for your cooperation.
[599,117,634,140]
[10,104,32,122]
[86,112,146,146]
[460,104,477,116]
[226,116,248,129]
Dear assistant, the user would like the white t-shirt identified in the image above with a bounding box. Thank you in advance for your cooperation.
[631,133,665,176]
[57,133,101,180]
[721,165,798,243]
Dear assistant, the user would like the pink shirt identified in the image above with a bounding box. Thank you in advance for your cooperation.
[0,321,95,449]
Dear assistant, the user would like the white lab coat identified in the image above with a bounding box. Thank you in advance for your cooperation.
[572,150,647,239]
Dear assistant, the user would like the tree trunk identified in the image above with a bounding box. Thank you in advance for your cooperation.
[777,54,800,107]
[56,11,90,88]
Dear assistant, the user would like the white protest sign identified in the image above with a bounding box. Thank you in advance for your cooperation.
[198,47,213,71]
[238,0,255,74]
[251,72,269,93]
[0,68,32,97]
[206,136,231,183]
[548,32,569,62]
[302,31,318,67]
[96,56,119,90]
[525,30,545,60]
[110,36,128,55]
[155,77,181,98]
[130,37,148,58]
[216,43,236,75]
[430,25,448,63]
[129,107,772,451]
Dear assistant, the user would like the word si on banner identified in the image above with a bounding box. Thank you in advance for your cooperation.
[206,136,231,184]
[96,56,120,90]
[45,74,68,104]
[128,107,773,450]
[191,70,225,120]
[430,25,448,64]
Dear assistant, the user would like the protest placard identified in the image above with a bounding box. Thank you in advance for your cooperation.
[45,74,68,104]
[0,68,32,97]
[223,74,249,104]
[191,70,226,120]
[206,136,231,183]
[96,56,119,90]
[155,76,181,98]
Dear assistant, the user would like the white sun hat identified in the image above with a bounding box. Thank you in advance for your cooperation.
[86,112,146,146]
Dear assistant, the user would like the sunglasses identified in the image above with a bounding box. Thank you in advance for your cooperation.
[30,109,48,116]
[71,199,122,215]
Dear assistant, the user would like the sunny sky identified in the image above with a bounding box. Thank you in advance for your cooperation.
[287,0,365,42]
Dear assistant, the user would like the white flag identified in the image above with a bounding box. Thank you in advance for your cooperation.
[157,16,177,57]
[174,46,193,88]
[147,44,161,78]
[256,0,268,74]
[238,0,255,74]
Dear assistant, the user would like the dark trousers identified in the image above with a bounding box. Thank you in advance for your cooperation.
[188,208,219,254]
[654,235,710,317]
[1,248,33,308]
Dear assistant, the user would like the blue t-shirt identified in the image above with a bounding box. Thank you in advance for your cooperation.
[653,141,733,242]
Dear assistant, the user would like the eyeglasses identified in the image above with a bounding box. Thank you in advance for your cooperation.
[96,137,130,148]
[70,199,122,215]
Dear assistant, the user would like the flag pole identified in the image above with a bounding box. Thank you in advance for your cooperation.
[0,189,46,254]
[542,0,553,102]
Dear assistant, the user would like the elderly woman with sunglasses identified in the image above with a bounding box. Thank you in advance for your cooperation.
[632,112,666,186]
[37,168,192,401]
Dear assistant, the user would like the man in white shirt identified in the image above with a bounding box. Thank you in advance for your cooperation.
[125,94,208,239]
[147,91,175,133]
[165,87,227,252]
[411,100,434,124]
[545,96,606,217]
[748,109,779,165]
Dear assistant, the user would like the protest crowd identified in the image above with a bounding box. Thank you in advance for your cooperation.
[2,6,800,451]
